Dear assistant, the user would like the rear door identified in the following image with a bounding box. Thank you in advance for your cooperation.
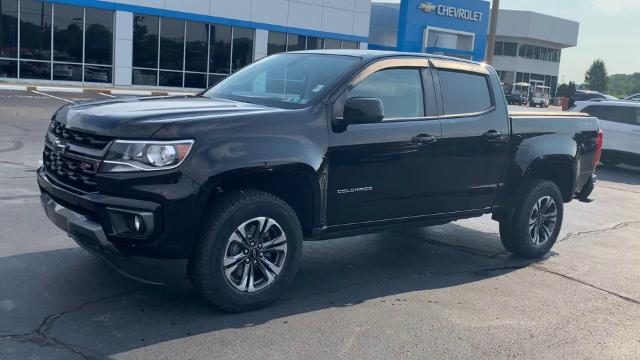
[583,105,640,154]
[326,58,444,226]
[431,60,510,212]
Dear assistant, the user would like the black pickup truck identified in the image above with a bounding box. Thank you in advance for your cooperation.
[38,51,601,312]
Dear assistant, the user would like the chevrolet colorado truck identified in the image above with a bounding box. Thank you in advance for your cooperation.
[38,51,601,312]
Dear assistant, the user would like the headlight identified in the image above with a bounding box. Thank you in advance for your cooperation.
[100,140,194,172]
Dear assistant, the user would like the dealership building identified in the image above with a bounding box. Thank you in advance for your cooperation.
[0,0,578,95]
[369,0,579,96]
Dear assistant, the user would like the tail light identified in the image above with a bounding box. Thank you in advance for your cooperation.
[594,128,603,166]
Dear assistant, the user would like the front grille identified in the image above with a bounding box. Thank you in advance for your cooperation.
[43,147,98,193]
[50,121,112,150]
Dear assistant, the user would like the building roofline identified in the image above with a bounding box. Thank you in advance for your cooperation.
[498,9,579,26]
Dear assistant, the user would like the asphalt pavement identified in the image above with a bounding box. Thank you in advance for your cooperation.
[1,90,639,359]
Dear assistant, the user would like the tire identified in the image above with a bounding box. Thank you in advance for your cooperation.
[192,190,303,312]
[499,179,564,259]
[600,153,620,167]
[600,158,620,167]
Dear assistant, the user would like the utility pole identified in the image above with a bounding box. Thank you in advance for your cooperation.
[486,0,500,64]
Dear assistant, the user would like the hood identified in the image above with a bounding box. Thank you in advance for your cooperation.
[54,96,274,138]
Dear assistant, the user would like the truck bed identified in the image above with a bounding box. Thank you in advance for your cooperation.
[509,111,590,118]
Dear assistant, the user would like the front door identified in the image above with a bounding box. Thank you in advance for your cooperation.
[327,60,444,226]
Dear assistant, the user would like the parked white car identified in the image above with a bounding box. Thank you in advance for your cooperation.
[571,100,640,166]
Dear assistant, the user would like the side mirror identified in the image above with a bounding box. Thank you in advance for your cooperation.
[343,97,384,124]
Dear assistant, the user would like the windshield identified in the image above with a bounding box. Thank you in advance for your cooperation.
[203,53,360,107]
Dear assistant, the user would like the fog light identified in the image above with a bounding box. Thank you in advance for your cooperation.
[133,215,144,233]
[106,208,154,239]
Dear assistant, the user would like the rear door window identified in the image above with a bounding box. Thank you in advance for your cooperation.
[438,70,493,115]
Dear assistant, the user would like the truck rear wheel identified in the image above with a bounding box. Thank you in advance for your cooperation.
[499,179,564,259]
[192,190,303,312]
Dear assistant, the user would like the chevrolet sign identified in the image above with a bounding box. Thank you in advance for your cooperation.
[418,2,484,22]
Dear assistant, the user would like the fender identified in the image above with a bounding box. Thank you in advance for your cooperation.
[199,161,325,234]
[151,102,331,232]
[494,132,579,214]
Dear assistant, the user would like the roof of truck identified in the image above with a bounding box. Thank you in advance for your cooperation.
[287,49,487,67]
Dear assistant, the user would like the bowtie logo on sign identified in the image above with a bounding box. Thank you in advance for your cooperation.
[418,2,484,22]
[418,2,437,13]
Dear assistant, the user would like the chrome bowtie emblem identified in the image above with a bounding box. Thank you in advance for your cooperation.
[54,139,69,154]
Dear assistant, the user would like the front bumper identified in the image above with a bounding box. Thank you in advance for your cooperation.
[40,191,188,285]
[37,165,208,257]
[37,165,209,285]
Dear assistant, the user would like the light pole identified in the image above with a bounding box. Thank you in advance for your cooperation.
[486,0,500,64]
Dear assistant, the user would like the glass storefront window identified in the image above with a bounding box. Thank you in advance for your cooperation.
[323,38,341,49]
[6,1,114,82]
[209,24,232,74]
[132,68,157,86]
[53,4,83,63]
[84,65,111,83]
[0,0,18,58]
[3,3,278,87]
[208,74,226,87]
[341,41,359,49]
[185,21,208,73]
[85,8,113,65]
[20,60,50,79]
[232,27,253,72]
[133,14,159,68]
[185,72,206,88]
[267,31,287,55]
[286,34,305,52]
[503,42,517,56]
[131,14,254,88]
[516,43,560,63]
[493,41,504,56]
[20,0,52,61]
[159,17,184,71]
[306,37,321,50]
[159,70,182,87]
[266,33,357,56]
[53,63,82,81]
[0,59,17,77]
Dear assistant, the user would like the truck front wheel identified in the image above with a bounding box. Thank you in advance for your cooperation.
[499,180,564,259]
[192,190,303,312]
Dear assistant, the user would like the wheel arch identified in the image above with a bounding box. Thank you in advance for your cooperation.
[521,157,576,202]
[493,156,576,223]
[202,163,322,236]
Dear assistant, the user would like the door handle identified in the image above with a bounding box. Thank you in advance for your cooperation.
[484,130,503,141]
[412,134,438,145]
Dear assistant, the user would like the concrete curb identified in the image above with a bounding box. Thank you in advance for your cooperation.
[0,84,196,97]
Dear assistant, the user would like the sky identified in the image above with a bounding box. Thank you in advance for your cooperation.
[373,0,640,84]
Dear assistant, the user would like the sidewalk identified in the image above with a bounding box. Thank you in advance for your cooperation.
[0,82,198,97]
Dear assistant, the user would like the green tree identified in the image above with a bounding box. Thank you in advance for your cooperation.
[584,59,609,92]
[608,73,640,98]
[556,81,577,98]
[568,81,576,97]
[556,83,569,97]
